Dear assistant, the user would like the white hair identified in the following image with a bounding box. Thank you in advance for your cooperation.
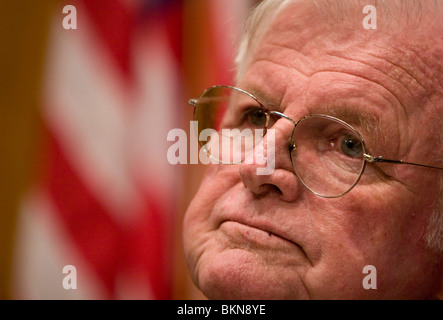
[235,0,443,80]
[235,0,443,252]
[235,0,287,81]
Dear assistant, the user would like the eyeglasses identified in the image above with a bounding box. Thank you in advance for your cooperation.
[189,85,443,198]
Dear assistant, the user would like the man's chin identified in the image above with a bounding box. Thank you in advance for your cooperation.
[194,248,309,300]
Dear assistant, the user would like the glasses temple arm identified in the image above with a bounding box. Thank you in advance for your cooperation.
[363,154,443,170]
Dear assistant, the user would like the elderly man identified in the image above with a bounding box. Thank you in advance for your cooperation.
[183,0,443,299]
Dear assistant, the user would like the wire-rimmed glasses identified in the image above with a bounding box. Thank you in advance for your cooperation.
[189,85,443,198]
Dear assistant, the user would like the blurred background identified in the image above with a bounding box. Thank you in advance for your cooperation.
[0,0,258,299]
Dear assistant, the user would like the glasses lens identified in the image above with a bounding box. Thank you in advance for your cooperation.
[194,86,266,164]
[290,115,366,197]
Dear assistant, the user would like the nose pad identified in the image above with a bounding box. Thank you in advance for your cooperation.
[289,139,296,153]
[288,139,297,163]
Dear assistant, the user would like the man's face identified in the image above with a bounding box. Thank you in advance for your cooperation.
[183,3,443,299]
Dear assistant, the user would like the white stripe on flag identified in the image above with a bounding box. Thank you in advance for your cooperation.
[12,188,108,299]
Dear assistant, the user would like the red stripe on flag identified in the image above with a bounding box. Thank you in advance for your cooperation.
[120,194,172,299]
[41,121,172,298]
[76,0,135,82]
[139,2,184,67]
[42,124,120,298]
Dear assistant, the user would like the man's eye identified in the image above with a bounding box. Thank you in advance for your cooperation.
[340,135,363,157]
[245,108,267,127]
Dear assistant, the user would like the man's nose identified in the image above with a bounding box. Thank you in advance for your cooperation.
[239,121,302,202]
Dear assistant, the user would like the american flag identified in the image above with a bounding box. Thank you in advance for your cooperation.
[9,0,253,299]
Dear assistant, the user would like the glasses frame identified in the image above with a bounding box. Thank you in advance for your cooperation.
[189,85,443,198]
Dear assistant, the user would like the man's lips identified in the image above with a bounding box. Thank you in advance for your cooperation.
[218,218,306,255]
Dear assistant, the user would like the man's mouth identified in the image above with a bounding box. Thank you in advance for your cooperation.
[219,219,306,257]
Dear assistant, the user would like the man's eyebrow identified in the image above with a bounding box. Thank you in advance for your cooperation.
[245,87,382,137]
[318,106,381,137]
[248,88,282,111]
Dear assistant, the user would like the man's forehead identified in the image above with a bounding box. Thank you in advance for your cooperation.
[251,1,443,113]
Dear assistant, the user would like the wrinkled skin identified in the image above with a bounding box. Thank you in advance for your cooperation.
[183,2,443,299]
